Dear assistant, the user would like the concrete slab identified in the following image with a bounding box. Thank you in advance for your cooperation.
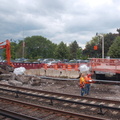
[40,68,46,76]
[46,69,54,76]
[52,70,61,77]
[69,70,80,78]
[60,70,67,78]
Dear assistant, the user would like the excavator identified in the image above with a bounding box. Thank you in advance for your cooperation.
[0,40,14,74]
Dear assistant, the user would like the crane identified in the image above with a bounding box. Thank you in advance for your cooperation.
[0,40,14,67]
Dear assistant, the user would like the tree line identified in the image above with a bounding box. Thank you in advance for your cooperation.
[9,36,83,60]
[2,29,120,61]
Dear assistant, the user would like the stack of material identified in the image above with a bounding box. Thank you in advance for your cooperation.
[0,65,41,87]
[0,64,14,74]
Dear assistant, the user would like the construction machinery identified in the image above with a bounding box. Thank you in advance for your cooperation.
[0,40,14,74]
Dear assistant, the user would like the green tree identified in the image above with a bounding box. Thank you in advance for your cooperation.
[69,40,79,59]
[55,41,69,59]
[16,36,57,59]
[76,47,82,59]
[15,40,24,58]
[107,36,120,58]
[83,37,100,58]
[104,33,116,57]
[10,42,17,59]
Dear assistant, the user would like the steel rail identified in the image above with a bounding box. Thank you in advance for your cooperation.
[0,96,106,120]
[0,108,39,120]
[0,85,119,114]
[0,83,119,103]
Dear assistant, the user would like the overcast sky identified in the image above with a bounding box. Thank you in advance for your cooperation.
[0,0,120,48]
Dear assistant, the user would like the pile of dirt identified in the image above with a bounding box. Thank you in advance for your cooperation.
[0,64,14,74]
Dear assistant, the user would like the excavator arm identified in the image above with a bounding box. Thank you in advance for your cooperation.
[0,40,14,67]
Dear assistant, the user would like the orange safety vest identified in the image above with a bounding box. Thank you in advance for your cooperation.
[84,75,92,84]
[79,77,85,88]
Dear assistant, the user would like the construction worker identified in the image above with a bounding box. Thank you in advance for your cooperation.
[79,73,86,96]
[84,74,92,95]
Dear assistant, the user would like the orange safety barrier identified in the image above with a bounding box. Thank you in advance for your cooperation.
[44,64,47,70]
[75,64,78,71]
[92,63,96,67]
[62,64,66,70]
[67,64,72,71]
[54,64,58,70]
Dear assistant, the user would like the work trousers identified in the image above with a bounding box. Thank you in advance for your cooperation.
[80,87,85,96]
[85,84,90,95]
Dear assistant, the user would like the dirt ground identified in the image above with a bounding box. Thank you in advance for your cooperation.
[23,79,120,101]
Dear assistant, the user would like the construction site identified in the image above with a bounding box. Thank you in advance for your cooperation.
[0,40,119,120]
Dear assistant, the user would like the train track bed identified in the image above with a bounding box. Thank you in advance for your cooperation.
[0,84,119,120]
[24,77,120,101]
[0,96,106,120]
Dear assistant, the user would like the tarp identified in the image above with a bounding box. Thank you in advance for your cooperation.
[79,64,90,73]
[13,67,26,75]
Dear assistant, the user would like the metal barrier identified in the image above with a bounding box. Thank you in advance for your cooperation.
[90,58,120,74]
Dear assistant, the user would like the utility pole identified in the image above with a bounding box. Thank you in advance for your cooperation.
[102,36,104,59]
[96,33,104,58]
[22,28,25,59]
[22,41,25,58]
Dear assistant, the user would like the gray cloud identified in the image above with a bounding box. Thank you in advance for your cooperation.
[0,0,120,48]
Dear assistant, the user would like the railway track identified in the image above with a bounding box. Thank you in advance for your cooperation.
[0,83,119,120]
[0,96,105,120]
